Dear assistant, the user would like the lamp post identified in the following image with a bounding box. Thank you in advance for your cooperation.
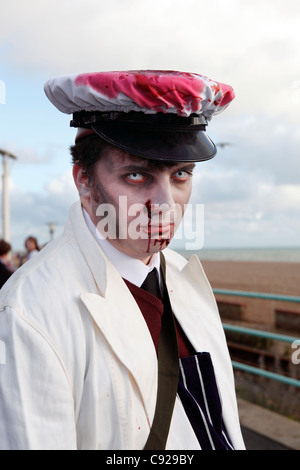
[0,149,17,242]
[47,222,56,241]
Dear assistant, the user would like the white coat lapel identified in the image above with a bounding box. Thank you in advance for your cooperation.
[68,202,108,296]
[80,263,158,422]
[163,253,222,352]
[163,251,245,449]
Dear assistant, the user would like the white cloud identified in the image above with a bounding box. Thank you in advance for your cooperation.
[188,168,300,248]
[7,171,78,251]
[187,108,300,248]
[210,113,300,185]
[45,171,77,200]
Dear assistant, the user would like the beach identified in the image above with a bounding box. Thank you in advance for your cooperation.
[174,249,300,326]
[200,259,300,297]
[190,258,300,328]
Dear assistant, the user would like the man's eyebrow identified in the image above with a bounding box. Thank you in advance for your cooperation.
[119,162,196,172]
[180,163,196,170]
[119,164,151,172]
[173,163,196,172]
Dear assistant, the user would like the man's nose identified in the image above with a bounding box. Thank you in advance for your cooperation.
[151,180,176,211]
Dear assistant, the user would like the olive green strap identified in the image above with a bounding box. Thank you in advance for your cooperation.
[144,253,179,450]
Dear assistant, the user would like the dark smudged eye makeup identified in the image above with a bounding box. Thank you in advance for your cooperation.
[172,165,195,181]
[122,163,195,185]
[123,173,147,184]
[172,170,190,182]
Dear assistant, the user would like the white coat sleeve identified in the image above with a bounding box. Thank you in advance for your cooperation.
[0,306,77,450]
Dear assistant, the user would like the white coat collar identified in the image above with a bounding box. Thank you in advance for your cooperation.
[82,208,161,287]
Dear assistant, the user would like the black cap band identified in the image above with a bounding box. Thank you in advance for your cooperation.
[71,111,216,162]
[71,110,208,129]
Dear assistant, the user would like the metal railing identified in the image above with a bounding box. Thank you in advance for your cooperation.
[214,288,300,304]
[212,288,300,388]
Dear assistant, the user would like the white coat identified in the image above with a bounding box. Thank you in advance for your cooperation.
[0,201,245,450]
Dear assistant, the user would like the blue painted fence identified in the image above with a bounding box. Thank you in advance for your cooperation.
[212,289,300,388]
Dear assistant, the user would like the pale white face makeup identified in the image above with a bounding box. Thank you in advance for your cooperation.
[73,149,195,264]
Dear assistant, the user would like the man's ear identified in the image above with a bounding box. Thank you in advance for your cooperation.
[72,165,91,202]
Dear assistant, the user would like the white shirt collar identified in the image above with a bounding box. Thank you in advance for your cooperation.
[83,207,161,288]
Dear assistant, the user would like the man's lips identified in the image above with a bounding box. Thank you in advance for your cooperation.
[141,224,175,236]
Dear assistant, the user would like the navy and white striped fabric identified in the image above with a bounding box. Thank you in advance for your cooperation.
[178,352,234,450]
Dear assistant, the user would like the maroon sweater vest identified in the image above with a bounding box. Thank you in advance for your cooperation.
[123,279,194,358]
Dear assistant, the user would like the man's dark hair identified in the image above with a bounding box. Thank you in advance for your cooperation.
[70,134,178,181]
[70,134,113,176]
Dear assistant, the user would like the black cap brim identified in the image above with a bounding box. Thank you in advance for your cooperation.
[91,122,216,162]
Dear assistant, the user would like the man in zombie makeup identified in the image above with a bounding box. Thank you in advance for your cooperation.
[0,71,245,450]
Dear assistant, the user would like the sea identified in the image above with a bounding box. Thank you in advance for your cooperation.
[174,246,300,263]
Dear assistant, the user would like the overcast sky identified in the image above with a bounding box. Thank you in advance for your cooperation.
[1,0,300,251]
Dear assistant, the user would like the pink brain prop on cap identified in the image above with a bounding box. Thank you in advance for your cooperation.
[44,70,235,120]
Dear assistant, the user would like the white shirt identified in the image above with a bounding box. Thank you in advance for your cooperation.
[83,208,161,288]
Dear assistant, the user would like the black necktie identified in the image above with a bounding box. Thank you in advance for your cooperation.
[143,255,179,451]
[141,269,161,299]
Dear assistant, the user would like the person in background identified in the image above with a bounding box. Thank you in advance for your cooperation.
[0,239,14,288]
[23,236,39,263]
